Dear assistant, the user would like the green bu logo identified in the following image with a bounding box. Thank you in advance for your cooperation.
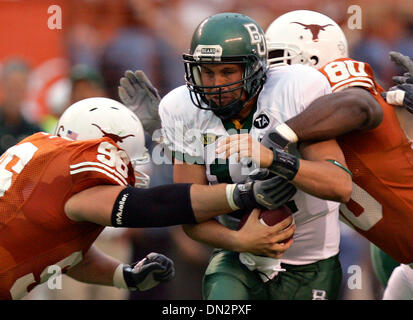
[244,23,266,56]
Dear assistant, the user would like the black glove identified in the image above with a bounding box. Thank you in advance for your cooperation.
[391,72,413,87]
[123,252,175,291]
[232,168,297,210]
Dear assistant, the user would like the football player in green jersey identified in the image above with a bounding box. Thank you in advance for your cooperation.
[120,13,352,300]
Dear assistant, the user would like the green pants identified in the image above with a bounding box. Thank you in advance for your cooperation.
[203,249,342,300]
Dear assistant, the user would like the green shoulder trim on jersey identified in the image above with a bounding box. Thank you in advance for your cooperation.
[173,150,204,165]
[221,104,257,133]
[326,159,353,178]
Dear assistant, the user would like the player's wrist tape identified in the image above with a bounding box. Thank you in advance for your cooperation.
[232,182,258,210]
[113,263,139,291]
[326,160,353,178]
[226,184,240,210]
[113,263,129,289]
[268,149,300,181]
[385,89,405,106]
[111,184,197,228]
[275,123,299,144]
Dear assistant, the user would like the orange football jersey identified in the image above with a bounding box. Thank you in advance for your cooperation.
[0,132,135,299]
[319,58,413,263]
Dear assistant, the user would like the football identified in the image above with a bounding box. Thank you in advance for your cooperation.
[238,205,295,243]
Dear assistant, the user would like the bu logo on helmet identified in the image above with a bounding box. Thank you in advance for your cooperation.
[291,22,333,41]
[244,23,266,56]
[92,124,135,143]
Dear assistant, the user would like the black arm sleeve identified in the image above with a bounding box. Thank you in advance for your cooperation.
[111,184,196,228]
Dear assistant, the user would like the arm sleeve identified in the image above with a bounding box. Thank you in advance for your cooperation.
[111,184,197,228]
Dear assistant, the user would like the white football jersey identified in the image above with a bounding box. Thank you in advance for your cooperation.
[159,64,340,265]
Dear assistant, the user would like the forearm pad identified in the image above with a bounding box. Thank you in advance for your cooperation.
[111,184,197,228]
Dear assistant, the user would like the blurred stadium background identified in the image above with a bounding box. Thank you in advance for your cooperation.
[1,0,412,300]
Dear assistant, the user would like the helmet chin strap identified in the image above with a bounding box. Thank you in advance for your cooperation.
[209,98,245,120]
[209,89,260,121]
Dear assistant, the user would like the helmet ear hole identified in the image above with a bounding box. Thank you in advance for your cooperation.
[192,65,202,86]
[268,49,284,60]
[310,56,319,66]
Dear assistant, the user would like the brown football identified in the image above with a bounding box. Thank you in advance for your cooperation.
[238,205,294,243]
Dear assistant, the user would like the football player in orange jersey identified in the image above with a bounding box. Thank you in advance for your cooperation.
[0,96,296,300]
[374,52,413,300]
[261,10,413,298]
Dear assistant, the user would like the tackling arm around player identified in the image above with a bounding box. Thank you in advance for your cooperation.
[1,97,295,300]
[265,51,412,147]
[215,132,352,203]
[65,183,295,258]
[283,87,383,142]
[61,180,295,291]
[58,101,296,290]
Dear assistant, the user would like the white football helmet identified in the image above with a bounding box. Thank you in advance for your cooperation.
[265,10,348,68]
[55,97,150,188]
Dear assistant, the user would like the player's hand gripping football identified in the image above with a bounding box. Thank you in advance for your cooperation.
[382,51,413,113]
[118,70,162,136]
[235,208,295,258]
[122,252,175,291]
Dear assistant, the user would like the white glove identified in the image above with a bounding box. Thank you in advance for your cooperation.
[118,70,162,136]
[239,252,285,282]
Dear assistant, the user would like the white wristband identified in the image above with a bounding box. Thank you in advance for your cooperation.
[275,123,299,143]
[113,263,128,289]
[386,89,405,106]
[226,184,240,211]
